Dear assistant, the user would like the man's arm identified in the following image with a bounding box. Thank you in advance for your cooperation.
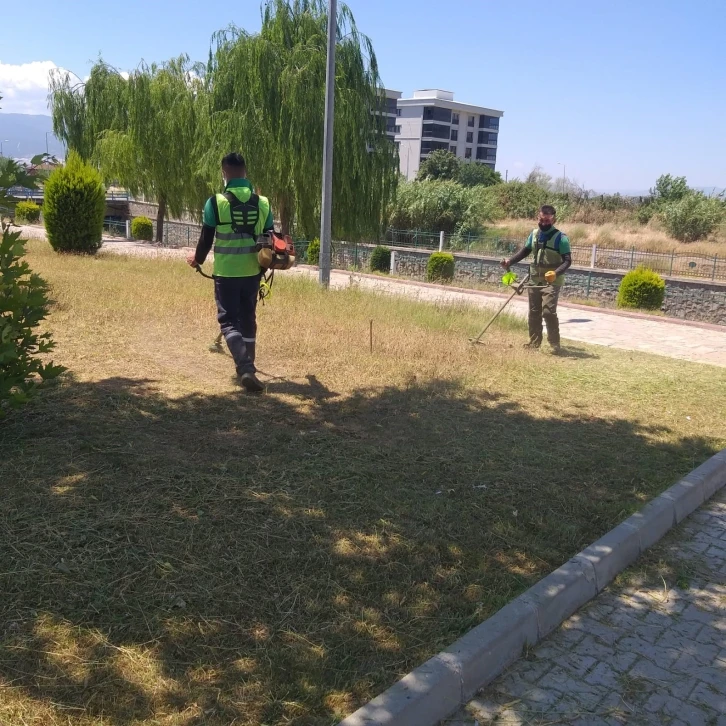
[554,234,572,276]
[555,253,572,276]
[193,225,215,265]
[187,197,216,267]
[501,232,533,269]
[263,205,274,233]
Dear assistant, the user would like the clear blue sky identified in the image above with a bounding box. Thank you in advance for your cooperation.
[2,0,724,191]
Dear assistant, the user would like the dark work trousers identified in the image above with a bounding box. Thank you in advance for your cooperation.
[214,274,262,375]
[528,285,561,347]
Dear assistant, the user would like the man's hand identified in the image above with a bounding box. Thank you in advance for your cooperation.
[544,270,556,284]
[186,253,198,268]
[501,258,511,270]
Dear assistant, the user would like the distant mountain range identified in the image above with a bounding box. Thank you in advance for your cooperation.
[0,113,65,160]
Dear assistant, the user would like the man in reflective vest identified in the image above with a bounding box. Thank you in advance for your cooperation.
[187,152,274,392]
[501,205,572,351]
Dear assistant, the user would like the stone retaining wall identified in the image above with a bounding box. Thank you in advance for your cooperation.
[331,244,726,326]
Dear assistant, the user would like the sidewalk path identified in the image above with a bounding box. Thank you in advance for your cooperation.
[289,267,726,368]
[19,227,726,367]
[442,488,726,725]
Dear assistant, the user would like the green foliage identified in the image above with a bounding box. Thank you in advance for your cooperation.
[390,180,497,235]
[43,151,106,254]
[635,203,656,225]
[417,150,461,182]
[15,201,41,224]
[480,181,549,220]
[0,223,65,414]
[369,245,391,273]
[651,174,689,204]
[307,238,320,265]
[457,163,502,188]
[206,1,397,239]
[426,252,455,283]
[661,193,725,242]
[131,216,153,241]
[617,267,666,310]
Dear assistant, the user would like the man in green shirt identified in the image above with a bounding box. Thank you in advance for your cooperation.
[501,205,572,351]
[187,153,274,392]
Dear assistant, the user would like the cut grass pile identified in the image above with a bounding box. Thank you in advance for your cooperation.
[1,241,724,725]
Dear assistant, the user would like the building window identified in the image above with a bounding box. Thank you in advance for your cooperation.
[465,147,472,159]
[476,147,497,162]
[395,141,400,150]
[394,125,401,134]
[423,106,452,123]
[452,112,459,125]
[478,131,497,145]
[422,122,451,139]
[451,129,458,141]
[421,139,450,154]
[479,115,500,130]
[466,131,473,143]
[468,116,475,127]
[397,108,402,116]
[449,145,457,154]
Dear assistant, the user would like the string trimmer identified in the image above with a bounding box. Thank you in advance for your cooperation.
[469,271,549,345]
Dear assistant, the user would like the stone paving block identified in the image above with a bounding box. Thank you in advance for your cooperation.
[569,616,621,646]
[643,692,713,725]
[511,657,552,685]
[688,681,726,713]
[616,635,680,668]
[666,676,699,701]
[706,544,726,560]
[681,603,719,626]
[627,657,682,685]
[537,666,607,708]
[552,651,598,678]
[583,661,621,690]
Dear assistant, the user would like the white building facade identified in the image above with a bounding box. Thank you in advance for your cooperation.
[395,89,503,180]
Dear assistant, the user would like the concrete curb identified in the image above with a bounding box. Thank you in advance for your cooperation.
[337,449,726,726]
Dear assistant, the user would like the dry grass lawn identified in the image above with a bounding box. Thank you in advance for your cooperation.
[2,241,725,725]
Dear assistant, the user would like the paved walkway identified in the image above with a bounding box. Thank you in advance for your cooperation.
[443,488,726,726]
[19,227,726,367]
[288,268,726,369]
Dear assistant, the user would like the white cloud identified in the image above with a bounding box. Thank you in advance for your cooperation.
[0,60,64,115]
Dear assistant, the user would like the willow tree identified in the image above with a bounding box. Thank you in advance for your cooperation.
[49,63,130,161]
[204,0,398,239]
[93,56,209,241]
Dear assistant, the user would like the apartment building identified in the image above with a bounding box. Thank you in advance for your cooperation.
[395,89,503,180]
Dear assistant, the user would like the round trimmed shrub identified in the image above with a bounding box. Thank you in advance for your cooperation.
[131,216,153,241]
[43,151,106,254]
[15,201,41,224]
[370,245,391,273]
[427,252,455,283]
[617,266,665,310]
[307,238,320,265]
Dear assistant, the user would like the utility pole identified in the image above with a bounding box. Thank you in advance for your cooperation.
[318,0,337,288]
[558,161,566,193]
[45,131,51,155]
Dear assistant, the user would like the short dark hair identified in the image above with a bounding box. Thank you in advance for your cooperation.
[539,204,556,216]
[222,152,246,171]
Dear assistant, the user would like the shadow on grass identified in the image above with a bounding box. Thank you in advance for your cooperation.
[0,374,719,725]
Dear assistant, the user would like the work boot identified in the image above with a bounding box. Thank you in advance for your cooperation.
[239,371,264,393]
[550,343,562,354]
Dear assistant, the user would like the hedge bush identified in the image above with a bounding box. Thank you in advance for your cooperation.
[660,193,725,242]
[43,151,106,254]
[370,245,391,273]
[131,216,153,241]
[15,201,41,224]
[0,223,65,414]
[307,238,320,265]
[617,266,666,310]
[427,252,455,283]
